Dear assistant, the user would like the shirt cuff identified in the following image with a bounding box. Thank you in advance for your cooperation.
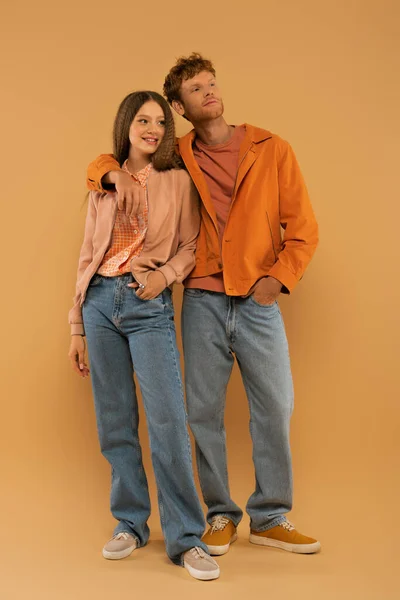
[71,323,85,336]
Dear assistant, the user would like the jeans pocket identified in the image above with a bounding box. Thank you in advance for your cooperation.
[89,274,103,287]
[162,288,173,305]
[135,292,163,303]
[249,295,278,309]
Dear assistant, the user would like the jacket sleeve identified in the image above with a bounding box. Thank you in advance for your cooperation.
[267,141,319,292]
[68,193,98,335]
[157,171,200,285]
[87,154,122,191]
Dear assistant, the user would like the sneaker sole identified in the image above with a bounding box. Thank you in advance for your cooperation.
[249,534,321,554]
[184,561,220,581]
[206,533,238,556]
[102,545,136,560]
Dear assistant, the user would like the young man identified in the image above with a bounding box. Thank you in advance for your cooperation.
[86,53,320,557]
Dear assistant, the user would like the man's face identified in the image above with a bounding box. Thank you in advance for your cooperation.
[172,70,224,124]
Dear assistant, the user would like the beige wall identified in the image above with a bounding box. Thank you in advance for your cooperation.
[1,0,399,598]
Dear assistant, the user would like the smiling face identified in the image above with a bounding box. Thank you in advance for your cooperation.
[172,70,224,124]
[128,100,166,159]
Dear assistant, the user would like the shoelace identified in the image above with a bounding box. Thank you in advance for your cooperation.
[188,546,207,560]
[113,532,131,541]
[279,520,295,532]
[210,516,230,534]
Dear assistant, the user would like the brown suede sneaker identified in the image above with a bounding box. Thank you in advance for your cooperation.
[250,520,321,554]
[202,516,238,555]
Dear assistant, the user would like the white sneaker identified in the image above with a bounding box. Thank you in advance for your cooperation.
[102,532,137,560]
[183,546,220,581]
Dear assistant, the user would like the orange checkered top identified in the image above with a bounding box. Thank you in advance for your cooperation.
[97,161,151,277]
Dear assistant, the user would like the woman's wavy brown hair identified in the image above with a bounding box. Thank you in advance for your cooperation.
[113,91,181,170]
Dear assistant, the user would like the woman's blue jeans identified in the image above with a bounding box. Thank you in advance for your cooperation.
[82,274,207,564]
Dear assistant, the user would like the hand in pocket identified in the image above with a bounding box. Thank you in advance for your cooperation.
[252,276,282,305]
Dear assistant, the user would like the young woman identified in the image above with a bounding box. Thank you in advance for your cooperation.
[68,91,219,581]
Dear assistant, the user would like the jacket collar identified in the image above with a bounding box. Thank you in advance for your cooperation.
[178,123,272,155]
[177,124,273,225]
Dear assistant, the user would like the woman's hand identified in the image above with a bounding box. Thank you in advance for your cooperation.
[68,335,90,377]
[129,271,167,301]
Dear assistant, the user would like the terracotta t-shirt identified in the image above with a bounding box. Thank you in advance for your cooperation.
[185,125,246,292]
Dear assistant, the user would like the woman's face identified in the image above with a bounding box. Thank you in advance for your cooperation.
[129,100,166,156]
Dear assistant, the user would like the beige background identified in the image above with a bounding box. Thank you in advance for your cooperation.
[1,0,399,598]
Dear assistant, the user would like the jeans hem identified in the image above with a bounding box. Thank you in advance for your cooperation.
[113,527,142,548]
[250,515,287,533]
[207,512,242,528]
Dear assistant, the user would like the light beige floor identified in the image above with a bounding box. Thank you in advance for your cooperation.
[2,514,396,600]
[2,375,398,600]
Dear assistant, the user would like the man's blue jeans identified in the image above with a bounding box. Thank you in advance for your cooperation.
[82,274,207,564]
[182,289,294,532]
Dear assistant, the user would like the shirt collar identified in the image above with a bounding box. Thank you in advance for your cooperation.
[122,160,152,187]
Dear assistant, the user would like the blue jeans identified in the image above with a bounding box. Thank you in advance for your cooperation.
[82,274,208,564]
[182,289,294,532]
